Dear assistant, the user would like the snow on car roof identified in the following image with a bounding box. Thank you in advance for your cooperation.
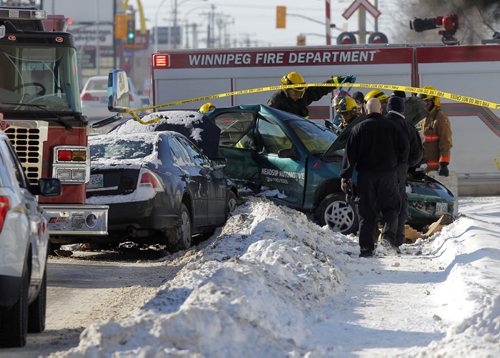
[114,110,205,142]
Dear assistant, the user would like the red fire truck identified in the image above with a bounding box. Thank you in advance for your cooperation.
[151,43,500,196]
[0,7,107,244]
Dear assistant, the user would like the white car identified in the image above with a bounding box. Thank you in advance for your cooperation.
[81,76,143,124]
[0,132,60,347]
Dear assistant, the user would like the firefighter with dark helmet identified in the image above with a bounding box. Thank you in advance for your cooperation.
[365,89,390,114]
[418,86,453,176]
[267,71,354,118]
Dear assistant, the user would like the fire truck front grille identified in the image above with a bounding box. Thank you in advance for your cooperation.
[5,127,43,185]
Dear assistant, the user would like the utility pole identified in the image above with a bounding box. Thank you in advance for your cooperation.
[374,0,379,32]
[173,0,178,49]
[95,0,100,75]
[358,6,366,44]
[325,0,331,45]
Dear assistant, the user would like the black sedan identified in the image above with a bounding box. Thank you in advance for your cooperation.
[87,131,238,251]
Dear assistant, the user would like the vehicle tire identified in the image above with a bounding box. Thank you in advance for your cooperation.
[226,191,238,218]
[0,261,29,347]
[315,193,359,234]
[28,262,47,333]
[167,203,192,251]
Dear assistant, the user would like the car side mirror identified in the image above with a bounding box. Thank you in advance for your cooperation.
[32,178,61,197]
[278,147,299,160]
[108,69,130,112]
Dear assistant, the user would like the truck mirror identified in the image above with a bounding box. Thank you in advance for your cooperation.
[108,69,130,112]
[34,178,61,197]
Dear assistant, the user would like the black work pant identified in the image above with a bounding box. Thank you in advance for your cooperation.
[357,170,400,251]
[396,164,409,247]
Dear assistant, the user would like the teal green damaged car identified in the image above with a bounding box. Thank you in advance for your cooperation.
[205,104,455,234]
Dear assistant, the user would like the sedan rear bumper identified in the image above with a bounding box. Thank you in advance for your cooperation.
[107,195,178,232]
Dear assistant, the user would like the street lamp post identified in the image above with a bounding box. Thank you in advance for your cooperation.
[154,0,168,52]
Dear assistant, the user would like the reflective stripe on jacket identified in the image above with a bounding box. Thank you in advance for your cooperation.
[423,106,452,169]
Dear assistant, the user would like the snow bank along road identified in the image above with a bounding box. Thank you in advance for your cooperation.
[1,196,498,357]
[57,197,500,356]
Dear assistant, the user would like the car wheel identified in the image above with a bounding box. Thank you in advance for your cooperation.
[226,191,238,218]
[315,193,359,234]
[28,262,47,333]
[0,261,29,347]
[167,203,192,251]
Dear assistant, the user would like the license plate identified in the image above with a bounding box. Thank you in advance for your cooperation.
[435,202,448,216]
[87,174,104,189]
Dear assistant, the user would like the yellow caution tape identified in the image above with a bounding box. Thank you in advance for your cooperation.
[125,83,500,125]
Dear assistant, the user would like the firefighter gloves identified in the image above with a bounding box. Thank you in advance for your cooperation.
[439,162,449,177]
[332,75,355,85]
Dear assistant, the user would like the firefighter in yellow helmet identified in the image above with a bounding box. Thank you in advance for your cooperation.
[267,71,354,118]
[199,102,216,113]
[418,86,452,176]
[333,95,360,130]
[365,89,390,114]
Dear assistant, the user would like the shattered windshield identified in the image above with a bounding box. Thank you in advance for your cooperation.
[0,44,81,113]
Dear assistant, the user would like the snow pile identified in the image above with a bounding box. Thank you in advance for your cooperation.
[62,198,353,357]
[57,197,500,357]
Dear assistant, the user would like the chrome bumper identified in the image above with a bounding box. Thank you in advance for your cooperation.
[41,204,108,236]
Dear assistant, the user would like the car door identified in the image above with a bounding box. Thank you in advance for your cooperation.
[179,137,226,225]
[254,117,307,208]
[1,139,47,285]
[212,111,261,186]
[169,135,209,228]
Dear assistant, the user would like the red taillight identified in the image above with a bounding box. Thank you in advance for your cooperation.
[154,54,169,67]
[139,170,163,191]
[81,92,95,101]
[0,196,10,234]
[57,150,72,161]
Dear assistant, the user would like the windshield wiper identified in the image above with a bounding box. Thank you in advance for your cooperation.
[0,101,72,130]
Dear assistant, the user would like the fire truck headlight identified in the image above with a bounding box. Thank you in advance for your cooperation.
[55,168,72,181]
[71,169,86,181]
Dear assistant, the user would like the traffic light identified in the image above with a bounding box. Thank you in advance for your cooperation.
[127,16,135,45]
[368,31,388,44]
[337,31,357,45]
[276,6,286,29]
[296,34,306,46]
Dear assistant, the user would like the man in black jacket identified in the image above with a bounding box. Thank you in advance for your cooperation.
[386,95,423,248]
[267,71,354,118]
[340,98,408,257]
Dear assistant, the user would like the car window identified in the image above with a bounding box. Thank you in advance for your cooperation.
[0,147,13,188]
[90,139,153,160]
[169,136,193,165]
[214,112,255,147]
[177,136,207,166]
[1,140,29,188]
[257,118,292,154]
[288,119,337,154]
[86,78,108,91]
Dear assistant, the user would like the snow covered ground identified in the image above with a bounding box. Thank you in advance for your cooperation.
[56,196,499,357]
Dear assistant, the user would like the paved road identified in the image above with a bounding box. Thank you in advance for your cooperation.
[0,249,171,357]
